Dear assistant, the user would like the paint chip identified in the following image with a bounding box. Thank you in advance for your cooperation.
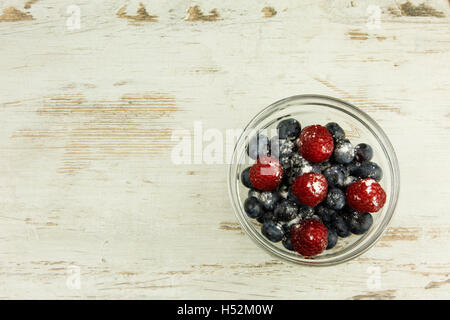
[0,7,33,21]
[24,0,39,9]
[186,5,219,21]
[262,7,277,18]
[117,2,158,22]
[393,1,445,17]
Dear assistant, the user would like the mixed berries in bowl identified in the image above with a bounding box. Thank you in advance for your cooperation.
[228,95,400,265]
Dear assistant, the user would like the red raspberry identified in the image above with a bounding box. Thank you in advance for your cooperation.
[249,156,283,191]
[346,178,386,213]
[291,173,328,207]
[291,219,328,257]
[298,125,334,162]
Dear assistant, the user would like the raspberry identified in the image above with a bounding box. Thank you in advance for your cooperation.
[291,219,328,257]
[298,125,334,163]
[291,172,328,207]
[249,156,283,191]
[346,178,386,213]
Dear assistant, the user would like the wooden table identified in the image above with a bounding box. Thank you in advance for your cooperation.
[0,0,449,299]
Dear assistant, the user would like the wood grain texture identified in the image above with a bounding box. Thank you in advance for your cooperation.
[0,0,449,299]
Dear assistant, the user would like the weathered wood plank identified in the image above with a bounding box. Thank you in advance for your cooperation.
[0,0,449,299]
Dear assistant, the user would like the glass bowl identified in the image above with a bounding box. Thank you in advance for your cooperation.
[228,95,400,266]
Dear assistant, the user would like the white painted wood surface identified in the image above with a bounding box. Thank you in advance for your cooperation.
[0,0,449,299]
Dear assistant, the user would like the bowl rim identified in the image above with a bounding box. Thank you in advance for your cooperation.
[227,94,400,266]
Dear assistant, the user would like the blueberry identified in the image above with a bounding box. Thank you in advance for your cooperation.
[277,184,289,199]
[325,188,346,210]
[333,215,351,238]
[326,227,338,250]
[352,161,383,181]
[281,222,291,234]
[282,236,294,251]
[298,204,315,219]
[261,220,284,242]
[279,140,296,157]
[333,139,355,164]
[257,211,275,223]
[318,160,332,172]
[277,118,301,140]
[241,167,253,188]
[274,199,298,221]
[316,205,336,225]
[323,165,346,188]
[290,153,306,168]
[346,161,361,175]
[259,191,281,210]
[325,122,345,141]
[287,160,314,184]
[348,212,373,235]
[248,189,261,200]
[287,168,299,185]
[343,175,358,187]
[287,189,302,205]
[246,134,270,160]
[244,197,265,219]
[354,143,373,162]
[279,155,291,171]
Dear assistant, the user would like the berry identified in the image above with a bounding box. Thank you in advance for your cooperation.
[318,160,332,172]
[290,153,306,168]
[277,118,301,140]
[279,139,296,157]
[248,189,261,200]
[333,139,355,164]
[298,125,334,163]
[287,160,315,185]
[261,220,284,242]
[274,199,298,221]
[259,190,281,211]
[316,205,336,225]
[249,156,283,191]
[292,173,328,207]
[257,211,275,224]
[277,184,289,199]
[346,178,386,213]
[325,122,345,141]
[352,161,383,181]
[325,188,346,210]
[343,175,358,187]
[279,155,291,170]
[246,134,270,160]
[354,143,373,162]
[241,167,253,188]
[298,204,315,219]
[311,164,321,173]
[244,197,265,219]
[323,165,346,188]
[326,227,338,250]
[282,236,294,251]
[346,161,361,175]
[348,212,373,235]
[333,214,351,238]
[271,138,296,160]
[287,189,301,205]
[290,219,328,257]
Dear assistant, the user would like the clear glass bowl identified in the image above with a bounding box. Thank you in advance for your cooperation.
[228,95,400,266]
